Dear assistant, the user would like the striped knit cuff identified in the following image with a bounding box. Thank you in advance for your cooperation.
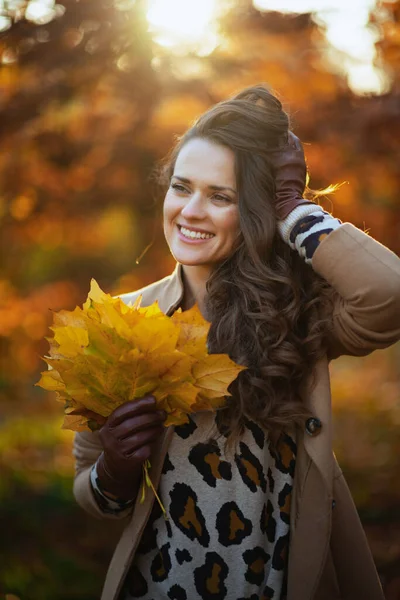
[277,204,325,241]
[278,204,342,264]
[90,462,135,514]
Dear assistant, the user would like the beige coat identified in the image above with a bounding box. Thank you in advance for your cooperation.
[73,223,400,600]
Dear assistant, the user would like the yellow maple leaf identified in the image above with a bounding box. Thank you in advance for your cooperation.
[52,306,86,328]
[191,393,227,412]
[36,279,246,433]
[36,369,66,393]
[171,304,210,359]
[62,414,91,431]
[155,380,199,425]
[137,299,163,317]
[52,326,89,358]
[192,354,247,397]
[129,315,179,355]
[87,278,105,304]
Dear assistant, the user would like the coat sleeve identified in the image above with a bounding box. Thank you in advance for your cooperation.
[72,430,134,520]
[311,223,400,360]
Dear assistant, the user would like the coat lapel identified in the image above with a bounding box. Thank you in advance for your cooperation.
[101,426,175,600]
[123,263,185,316]
[287,358,335,600]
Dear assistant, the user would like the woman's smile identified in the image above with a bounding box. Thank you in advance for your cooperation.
[177,224,215,241]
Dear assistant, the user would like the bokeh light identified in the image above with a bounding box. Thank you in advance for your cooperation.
[146,0,221,55]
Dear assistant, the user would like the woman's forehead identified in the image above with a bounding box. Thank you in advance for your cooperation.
[173,138,236,187]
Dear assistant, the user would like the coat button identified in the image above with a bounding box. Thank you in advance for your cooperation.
[305,417,322,436]
[332,499,336,509]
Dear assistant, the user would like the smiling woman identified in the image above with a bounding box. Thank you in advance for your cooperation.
[71,84,399,600]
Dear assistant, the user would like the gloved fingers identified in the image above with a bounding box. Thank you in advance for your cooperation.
[118,426,165,458]
[128,445,152,463]
[106,396,158,428]
[113,412,167,441]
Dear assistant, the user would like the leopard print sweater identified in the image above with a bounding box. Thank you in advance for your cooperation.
[119,412,297,600]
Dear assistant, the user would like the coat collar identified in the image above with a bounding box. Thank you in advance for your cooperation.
[158,263,185,316]
[119,263,185,317]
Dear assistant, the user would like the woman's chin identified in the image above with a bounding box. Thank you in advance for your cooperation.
[170,248,208,267]
[169,252,212,271]
[176,257,211,268]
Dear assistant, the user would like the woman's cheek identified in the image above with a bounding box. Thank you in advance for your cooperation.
[163,196,173,227]
[163,192,180,220]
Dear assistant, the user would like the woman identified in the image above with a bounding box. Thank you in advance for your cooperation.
[72,85,400,600]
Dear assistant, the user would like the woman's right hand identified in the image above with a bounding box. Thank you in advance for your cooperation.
[96,395,167,501]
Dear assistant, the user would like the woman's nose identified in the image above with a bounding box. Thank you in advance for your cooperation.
[180,193,206,219]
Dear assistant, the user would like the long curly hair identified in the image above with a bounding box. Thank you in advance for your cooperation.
[159,84,336,448]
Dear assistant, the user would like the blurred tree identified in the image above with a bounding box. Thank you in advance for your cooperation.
[0,0,166,407]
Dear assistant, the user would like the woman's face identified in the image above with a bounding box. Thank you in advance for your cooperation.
[163,138,240,272]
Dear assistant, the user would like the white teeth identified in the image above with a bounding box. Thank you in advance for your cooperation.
[180,226,214,240]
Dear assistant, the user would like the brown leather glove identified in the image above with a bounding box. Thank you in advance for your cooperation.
[96,396,167,501]
[268,131,315,220]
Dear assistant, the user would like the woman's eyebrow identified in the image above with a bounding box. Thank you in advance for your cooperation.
[172,175,237,195]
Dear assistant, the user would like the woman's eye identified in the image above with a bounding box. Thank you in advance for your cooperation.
[171,183,188,193]
[213,194,231,203]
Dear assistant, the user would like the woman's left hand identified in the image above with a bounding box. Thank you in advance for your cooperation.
[268,131,314,220]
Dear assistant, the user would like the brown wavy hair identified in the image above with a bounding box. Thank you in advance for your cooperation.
[159,84,336,448]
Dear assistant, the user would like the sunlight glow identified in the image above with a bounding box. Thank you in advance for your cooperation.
[146,0,220,55]
[347,63,391,95]
[253,0,385,95]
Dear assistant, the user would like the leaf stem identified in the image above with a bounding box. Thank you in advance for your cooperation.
[140,459,168,519]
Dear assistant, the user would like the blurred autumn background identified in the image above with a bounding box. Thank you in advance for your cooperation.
[0,0,399,597]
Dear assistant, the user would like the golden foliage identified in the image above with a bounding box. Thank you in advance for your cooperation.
[36,279,246,431]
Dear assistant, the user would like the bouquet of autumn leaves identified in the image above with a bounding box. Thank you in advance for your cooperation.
[37,280,245,508]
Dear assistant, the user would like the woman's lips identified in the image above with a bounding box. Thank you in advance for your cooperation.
[177,225,215,243]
